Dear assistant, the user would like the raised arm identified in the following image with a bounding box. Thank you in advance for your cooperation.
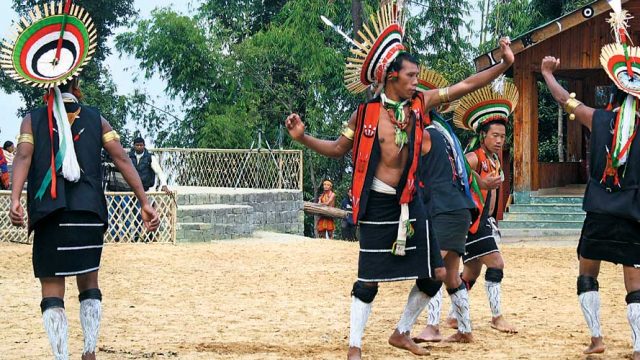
[541,56,594,131]
[9,115,34,227]
[101,118,159,231]
[285,111,356,158]
[424,37,515,111]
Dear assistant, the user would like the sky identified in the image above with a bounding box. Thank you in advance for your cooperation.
[0,1,482,145]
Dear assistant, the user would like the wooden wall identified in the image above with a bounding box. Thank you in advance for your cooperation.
[538,162,581,189]
[512,2,640,192]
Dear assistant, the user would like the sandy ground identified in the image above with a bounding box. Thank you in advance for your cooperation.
[0,232,635,360]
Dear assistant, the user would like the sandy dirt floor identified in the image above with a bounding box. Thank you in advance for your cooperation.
[0,232,635,359]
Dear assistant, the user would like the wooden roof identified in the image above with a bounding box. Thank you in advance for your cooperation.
[474,0,639,72]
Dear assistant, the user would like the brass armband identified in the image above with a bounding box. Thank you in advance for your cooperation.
[439,87,450,104]
[564,93,583,121]
[17,133,34,145]
[341,123,355,141]
[102,130,121,144]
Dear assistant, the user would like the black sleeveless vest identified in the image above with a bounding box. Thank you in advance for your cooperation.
[420,127,475,216]
[27,103,108,230]
[129,149,155,191]
[583,109,640,221]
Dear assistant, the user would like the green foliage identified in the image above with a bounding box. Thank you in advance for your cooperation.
[478,0,538,54]
[197,0,288,43]
[537,81,568,162]
[115,0,599,234]
[407,0,475,82]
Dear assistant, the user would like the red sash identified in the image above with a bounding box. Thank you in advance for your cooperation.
[350,94,425,223]
[469,148,499,234]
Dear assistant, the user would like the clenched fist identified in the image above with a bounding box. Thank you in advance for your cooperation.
[285,113,305,141]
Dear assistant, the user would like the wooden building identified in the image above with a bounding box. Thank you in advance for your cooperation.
[475,0,640,203]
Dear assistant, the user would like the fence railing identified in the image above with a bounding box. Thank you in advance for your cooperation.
[152,148,303,190]
[0,191,177,244]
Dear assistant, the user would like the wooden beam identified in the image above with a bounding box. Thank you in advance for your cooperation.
[474,0,629,72]
[304,202,350,219]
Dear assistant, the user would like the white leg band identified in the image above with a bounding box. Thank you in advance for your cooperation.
[627,303,640,352]
[397,285,430,333]
[451,288,472,334]
[485,281,502,318]
[579,291,602,338]
[80,299,102,355]
[42,307,69,360]
[349,297,372,348]
[427,288,443,326]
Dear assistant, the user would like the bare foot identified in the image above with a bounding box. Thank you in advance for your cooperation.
[413,325,443,343]
[82,352,96,360]
[583,336,605,355]
[446,316,458,329]
[388,329,430,355]
[633,351,640,360]
[444,331,473,343]
[491,315,517,334]
[347,346,361,360]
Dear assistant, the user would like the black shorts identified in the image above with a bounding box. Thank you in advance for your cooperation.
[578,212,640,267]
[463,217,500,263]
[33,211,105,278]
[431,209,472,256]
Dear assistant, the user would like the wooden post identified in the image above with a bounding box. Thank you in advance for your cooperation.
[513,65,538,196]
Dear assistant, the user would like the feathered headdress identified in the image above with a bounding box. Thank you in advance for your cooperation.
[0,0,97,200]
[417,67,457,113]
[599,1,639,186]
[453,81,519,133]
[322,1,406,94]
[1,1,96,88]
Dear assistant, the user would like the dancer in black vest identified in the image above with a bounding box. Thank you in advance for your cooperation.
[9,78,160,360]
[541,8,640,357]
[286,4,514,357]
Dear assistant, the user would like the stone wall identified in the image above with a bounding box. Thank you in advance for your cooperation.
[175,188,304,242]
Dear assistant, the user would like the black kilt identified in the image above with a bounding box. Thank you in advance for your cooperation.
[357,191,442,282]
[578,212,640,267]
[463,217,500,263]
[33,211,105,278]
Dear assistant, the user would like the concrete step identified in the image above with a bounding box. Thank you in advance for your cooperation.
[176,190,301,206]
[508,204,584,213]
[536,185,586,196]
[501,228,581,240]
[529,196,583,204]
[500,219,583,229]
[177,204,254,224]
[503,212,586,222]
[177,222,212,231]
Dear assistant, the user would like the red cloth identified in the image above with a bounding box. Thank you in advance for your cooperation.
[0,150,9,189]
[316,217,335,232]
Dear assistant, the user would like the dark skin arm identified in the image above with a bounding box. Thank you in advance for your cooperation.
[541,56,594,131]
[285,111,356,158]
[423,37,515,112]
[421,38,515,156]
[9,115,33,226]
[101,118,160,231]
